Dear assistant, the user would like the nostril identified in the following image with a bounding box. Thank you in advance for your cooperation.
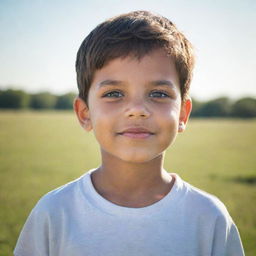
[125,104,150,118]
[127,112,149,118]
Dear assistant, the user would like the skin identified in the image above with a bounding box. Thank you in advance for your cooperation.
[74,48,192,208]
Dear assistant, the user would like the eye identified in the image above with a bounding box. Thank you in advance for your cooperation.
[102,91,123,98]
[149,91,170,98]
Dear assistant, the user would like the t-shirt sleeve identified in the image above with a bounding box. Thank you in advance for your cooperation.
[212,214,245,256]
[14,203,50,256]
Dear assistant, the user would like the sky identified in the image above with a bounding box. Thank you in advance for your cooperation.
[0,0,255,100]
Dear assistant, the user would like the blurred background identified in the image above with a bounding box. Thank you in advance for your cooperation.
[0,0,255,115]
[0,0,255,255]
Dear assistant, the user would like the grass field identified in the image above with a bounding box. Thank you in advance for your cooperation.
[0,111,255,256]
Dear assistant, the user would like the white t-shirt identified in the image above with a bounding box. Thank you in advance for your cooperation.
[14,169,245,256]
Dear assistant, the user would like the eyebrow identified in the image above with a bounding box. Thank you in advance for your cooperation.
[149,80,175,88]
[97,79,123,88]
[97,79,175,88]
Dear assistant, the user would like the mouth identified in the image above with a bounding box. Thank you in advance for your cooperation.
[117,128,155,139]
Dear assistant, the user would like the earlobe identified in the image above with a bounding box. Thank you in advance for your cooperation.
[178,97,192,133]
[73,97,92,131]
[178,122,185,133]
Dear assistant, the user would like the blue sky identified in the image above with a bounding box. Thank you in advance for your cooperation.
[0,0,255,100]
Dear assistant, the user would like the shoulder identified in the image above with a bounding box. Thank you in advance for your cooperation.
[177,179,244,255]
[33,171,90,214]
[177,175,233,224]
[186,181,228,213]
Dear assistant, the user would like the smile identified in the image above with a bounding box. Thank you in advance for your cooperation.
[117,127,154,139]
[119,132,153,139]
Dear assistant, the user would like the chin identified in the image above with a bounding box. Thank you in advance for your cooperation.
[117,151,163,164]
[100,147,165,164]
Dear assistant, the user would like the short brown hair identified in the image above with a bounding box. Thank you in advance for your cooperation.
[76,10,195,104]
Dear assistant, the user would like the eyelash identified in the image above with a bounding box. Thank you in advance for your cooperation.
[103,91,123,98]
[102,90,170,98]
[150,90,170,98]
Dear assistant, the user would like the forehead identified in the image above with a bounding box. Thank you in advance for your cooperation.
[91,48,180,87]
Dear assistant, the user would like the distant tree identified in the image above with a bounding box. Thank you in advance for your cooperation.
[231,97,256,118]
[195,97,231,117]
[0,89,30,109]
[190,98,204,117]
[55,92,76,109]
[1,86,255,117]
[30,92,57,109]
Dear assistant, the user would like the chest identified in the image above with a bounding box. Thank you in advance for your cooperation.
[50,212,215,256]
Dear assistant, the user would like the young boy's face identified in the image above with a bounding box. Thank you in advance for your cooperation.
[75,48,191,163]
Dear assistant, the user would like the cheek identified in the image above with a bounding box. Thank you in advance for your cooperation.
[89,103,117,126]
[89,107,117,142]
[94,102,120,117]
[92,122,113,150]
[158,102,181,121]
[156,103,181,137]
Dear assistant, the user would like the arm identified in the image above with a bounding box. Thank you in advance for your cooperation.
[14,205,50,256]
[212,214,245,256]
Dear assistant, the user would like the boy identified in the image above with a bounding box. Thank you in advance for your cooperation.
[14,11,244,256]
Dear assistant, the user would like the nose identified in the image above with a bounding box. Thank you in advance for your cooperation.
[124,98,150,119]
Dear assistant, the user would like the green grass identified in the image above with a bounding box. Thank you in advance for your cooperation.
[0,111,255,255]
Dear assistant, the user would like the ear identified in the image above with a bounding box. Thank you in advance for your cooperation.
[178,97,192,133]
[73,97,92,131]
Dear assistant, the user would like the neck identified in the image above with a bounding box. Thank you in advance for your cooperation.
[90,150,174,207]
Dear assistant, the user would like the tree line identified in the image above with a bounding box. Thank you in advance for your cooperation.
[0,89,255,118]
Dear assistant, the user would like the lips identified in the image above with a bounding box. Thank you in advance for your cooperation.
[117,127,154,139]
